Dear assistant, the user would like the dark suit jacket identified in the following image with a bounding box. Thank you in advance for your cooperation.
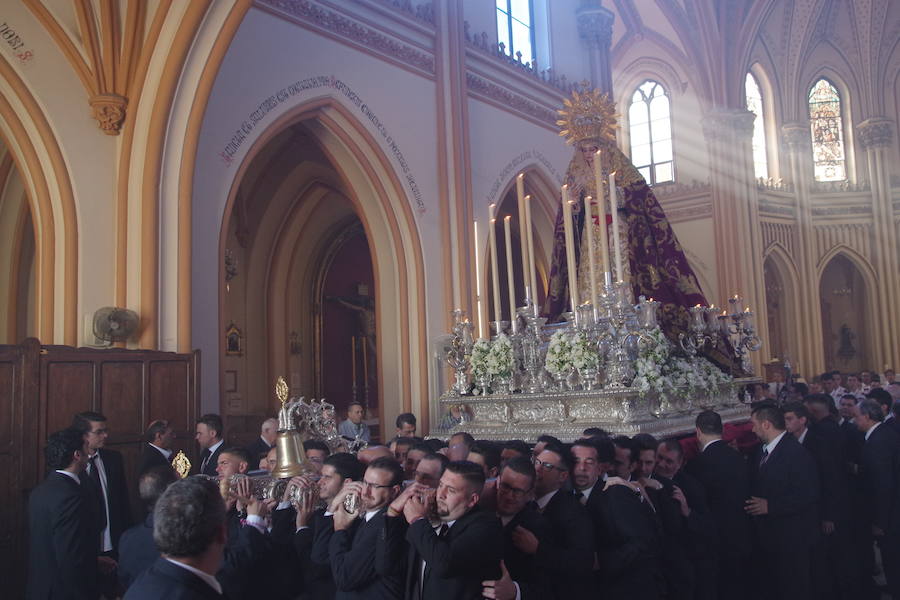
[245,437,272,464]
[802,424,850,524]
[218,509,273,599]
[297,508,339,599]
[137,444,172,477]
[859,423,900,533]
[747,432,820,549]
[328,507,404,599]
[501,507,553,599]
[534,488,596,598]
[685,439,752,556]
[97,447,134,550]
[194,443,225,477]
[124,557,223,599]
[119,514,158,589]
[27,472,101,600]
[584,481,662,599]
[402,506,503,600]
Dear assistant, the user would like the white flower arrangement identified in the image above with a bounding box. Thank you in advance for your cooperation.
[486,334,514,377]
[632,326,732,397]
[545,330,574,374]
[570,331,599,371]
[470,339,492,380]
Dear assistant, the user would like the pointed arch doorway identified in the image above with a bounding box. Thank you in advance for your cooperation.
[214,99,427,442]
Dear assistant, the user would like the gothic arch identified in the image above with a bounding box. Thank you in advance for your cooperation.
[215,96,428,437]
[748,62,781,179]
[762,244,803,366]
[802,69,857,182]
[0,57,79,344]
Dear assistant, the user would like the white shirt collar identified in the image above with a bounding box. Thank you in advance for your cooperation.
[364,509,380,522]
[797,428,808,445]
[702,438,722,452]
[207,439,224,455]
[260,436,273,448]
[535,489,558,511]
[55,469,80,484]
[865,422,880,441]
[149,443,173,459]
[764,431,787,456]
[576,481,598,502]
[164,558,222,595]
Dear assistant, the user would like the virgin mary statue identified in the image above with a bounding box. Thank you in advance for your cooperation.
[543,86,738,372]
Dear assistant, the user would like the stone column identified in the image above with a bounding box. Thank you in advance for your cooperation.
[857,117,899,369]
[576,1,614,95]
[782,122,824,376]
[702,108,765,374]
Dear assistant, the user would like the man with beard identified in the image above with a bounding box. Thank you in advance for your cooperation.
[283,452,363,599]
[391,460,503,599]
[326,457,405,598]
[481,456,553,600]
[513,444,595,597]
[573,437,663,600]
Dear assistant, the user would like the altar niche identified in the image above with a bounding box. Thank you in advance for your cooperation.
[219,119,384,442]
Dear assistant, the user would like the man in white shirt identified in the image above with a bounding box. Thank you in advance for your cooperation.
[124,477,227,598]
[338,402,371,444]
[139,419,176,476]
[194,414,225,477]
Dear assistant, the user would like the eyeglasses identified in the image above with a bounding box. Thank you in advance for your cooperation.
[533,459,566,472]
[498,481,532,498]
[362,480,394,491]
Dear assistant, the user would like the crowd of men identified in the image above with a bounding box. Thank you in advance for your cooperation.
[27,372,900,600]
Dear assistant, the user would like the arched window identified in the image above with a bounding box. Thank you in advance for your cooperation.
[629,80,674,184]
[496,0,534,64]
[808,79,846,182]
[745,72,768,180]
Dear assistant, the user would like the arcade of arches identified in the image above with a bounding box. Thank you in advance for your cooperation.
[1,0,900,440]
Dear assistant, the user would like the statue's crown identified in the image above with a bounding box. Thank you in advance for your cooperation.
[556,82,619,145]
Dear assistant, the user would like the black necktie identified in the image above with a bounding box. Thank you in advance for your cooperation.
[438,523,449,538]
[200,448,211,473]
[759,448,769,467]
[88,455,108,528]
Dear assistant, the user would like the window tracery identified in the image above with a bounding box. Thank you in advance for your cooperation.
[628,80,674,184]
[808,78,846,182]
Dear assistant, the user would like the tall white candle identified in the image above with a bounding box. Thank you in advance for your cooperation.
[609,172,624,282]
[583,195,599,313]
[524,194,538,315]
[489,205,502,323]
[561,185,579,312]
[594,151,611,275]
[503,216,518,332]
[473,220,485,339]
[515,173,530,301]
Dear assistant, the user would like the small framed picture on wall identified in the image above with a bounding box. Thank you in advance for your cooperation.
[224,370,237,393]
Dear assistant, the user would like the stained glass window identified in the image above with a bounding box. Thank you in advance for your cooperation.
[629,80,674,184]
[497,0,534,64]
[745,72,768,180]
[808,79,846,182]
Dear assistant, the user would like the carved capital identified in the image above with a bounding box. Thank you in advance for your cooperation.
[857,117,894,149]
[89,93,127,135]
[781,122,811,152]
[577,7,614,49]
[701,109,756,142]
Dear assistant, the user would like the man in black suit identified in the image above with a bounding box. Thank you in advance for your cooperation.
[868,388,900,436]
[685,410,753,600]
[286,452,364,599]
[118,465,179,589]
[394,460,503,599]
[125,477,227,599]
[513,443,595,598]
[325,456,405,598]
[138,419,176,476]
[573,437,663,600]
[27,427,101,600]
[193,414,225,477]
[245,417,277,466]
[73,411,134,556]
[856,399,900,598]
[745,401,819,600]
[481,455,553,600]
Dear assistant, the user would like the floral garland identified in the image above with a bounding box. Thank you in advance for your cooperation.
[545,330,574,374]
[632,326,732,396]
[470,339,492,381]
[487,334,515,377]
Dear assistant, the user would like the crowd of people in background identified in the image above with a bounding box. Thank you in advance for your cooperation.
[26,369,900,600]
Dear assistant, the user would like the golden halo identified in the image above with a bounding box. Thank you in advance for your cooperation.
[557,83,619,145]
